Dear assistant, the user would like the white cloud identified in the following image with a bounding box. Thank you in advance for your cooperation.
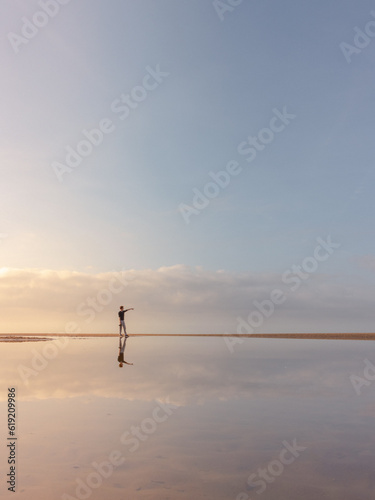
[1,265,374,334]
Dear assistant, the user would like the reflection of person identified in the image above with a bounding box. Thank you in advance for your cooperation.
[118,336,133,368]
[118,306,134,337]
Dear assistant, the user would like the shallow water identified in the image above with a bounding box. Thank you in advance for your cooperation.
[1,336,375,499]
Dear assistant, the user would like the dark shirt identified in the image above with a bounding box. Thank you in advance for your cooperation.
[118,310,125,320]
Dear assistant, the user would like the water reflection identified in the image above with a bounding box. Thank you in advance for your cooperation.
[0,337,374,499]
[117,336,133,367]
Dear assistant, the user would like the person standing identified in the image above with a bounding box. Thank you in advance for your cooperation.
[118,306,134,337]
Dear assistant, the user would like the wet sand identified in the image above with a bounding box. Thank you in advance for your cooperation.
[2,333,375,341]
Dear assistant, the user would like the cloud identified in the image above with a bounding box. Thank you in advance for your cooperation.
[1,334,363,406]
[1,265,374,334]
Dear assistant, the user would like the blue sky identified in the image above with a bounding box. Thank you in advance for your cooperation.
[1,0,375,333]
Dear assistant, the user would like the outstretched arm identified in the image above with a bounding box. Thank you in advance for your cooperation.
[124,308,134,313]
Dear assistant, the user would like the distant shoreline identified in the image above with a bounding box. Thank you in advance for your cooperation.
[2,333,375,341]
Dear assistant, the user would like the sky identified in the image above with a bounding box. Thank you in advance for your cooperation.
[1,0,375,334]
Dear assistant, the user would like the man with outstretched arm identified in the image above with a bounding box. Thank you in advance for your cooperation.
[118,306,134,337]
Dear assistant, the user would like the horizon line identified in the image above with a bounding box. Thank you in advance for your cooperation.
[1,333,375,341]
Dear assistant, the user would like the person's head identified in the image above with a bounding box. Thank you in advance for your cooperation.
[119,363,123,368]
[120,306,124,310]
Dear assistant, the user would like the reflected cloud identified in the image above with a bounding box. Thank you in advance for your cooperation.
[1,337,375,499]
[1,337,374,408]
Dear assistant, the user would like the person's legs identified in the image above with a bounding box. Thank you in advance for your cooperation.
[120,320,126,336]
